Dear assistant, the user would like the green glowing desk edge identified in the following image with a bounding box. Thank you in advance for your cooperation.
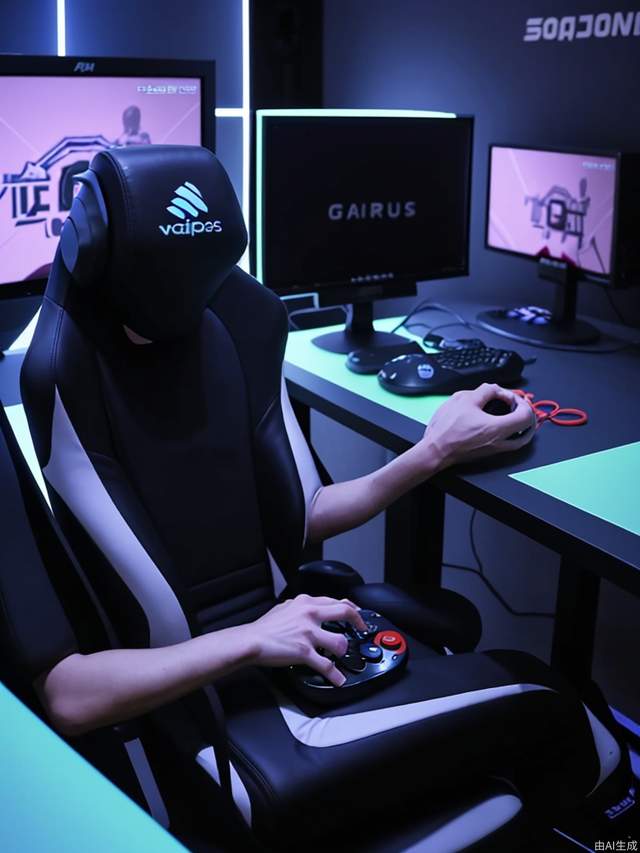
[0,682,185,852]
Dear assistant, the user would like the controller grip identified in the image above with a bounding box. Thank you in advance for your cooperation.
[293,560,364,598]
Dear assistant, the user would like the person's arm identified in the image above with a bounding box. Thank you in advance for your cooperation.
[307,383,536,542]
[36,596,366,737]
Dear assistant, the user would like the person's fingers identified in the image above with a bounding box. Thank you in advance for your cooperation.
[314,603,367,631]
[295,594,343,608]
[306,650,346,686]
[316,629,349,658]
[470,382,507,406]
[491,422,536,453]
[494,395,536,433]
[340,599,359,610]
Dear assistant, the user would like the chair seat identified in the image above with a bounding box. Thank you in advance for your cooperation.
[188,646,577,849]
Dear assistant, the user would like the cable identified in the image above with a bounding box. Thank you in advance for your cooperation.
[390,301,471,335]
[396,302,640,354]
[444,510,555,620]
[604,287,629,327]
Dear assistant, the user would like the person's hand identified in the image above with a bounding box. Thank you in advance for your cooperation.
[418,383,537,469]
[243,595,367,686]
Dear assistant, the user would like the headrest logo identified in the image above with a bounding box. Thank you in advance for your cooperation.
[159,181,222,236]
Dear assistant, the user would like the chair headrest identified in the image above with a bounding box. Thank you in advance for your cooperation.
[60,145,247,341]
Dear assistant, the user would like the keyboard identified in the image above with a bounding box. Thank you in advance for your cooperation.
[378,346,525,396]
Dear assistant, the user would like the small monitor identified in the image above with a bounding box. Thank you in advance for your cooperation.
[0,55,214,351]
[479,144,640,346]
[486,145,617,277]
[256,109,473,353]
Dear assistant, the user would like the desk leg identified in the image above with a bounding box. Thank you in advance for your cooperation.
[551,560,600,686]
[384,483,445,595]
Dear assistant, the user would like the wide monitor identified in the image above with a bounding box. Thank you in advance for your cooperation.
[0,54,215,351]
[479,144,640,346]
[256,109,473,353]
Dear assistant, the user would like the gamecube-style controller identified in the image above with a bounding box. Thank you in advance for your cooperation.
[288,609,409,705]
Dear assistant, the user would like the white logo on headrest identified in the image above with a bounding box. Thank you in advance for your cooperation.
[159,181,223,236]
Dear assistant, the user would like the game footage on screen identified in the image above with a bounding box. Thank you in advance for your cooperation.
[487,146,616,276]
[0,76,202,284]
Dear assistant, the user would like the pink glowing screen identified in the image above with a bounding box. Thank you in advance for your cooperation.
[0,76,202,286]
[487,146,617,275]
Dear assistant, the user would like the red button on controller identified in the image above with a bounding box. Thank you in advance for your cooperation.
[374,631,407,654]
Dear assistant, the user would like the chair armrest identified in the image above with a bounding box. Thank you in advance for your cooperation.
[349,583,482,652]
[291,560,364,599]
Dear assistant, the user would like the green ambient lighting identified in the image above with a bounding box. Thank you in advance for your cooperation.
[255,108,457,284]
[0,682,185,852]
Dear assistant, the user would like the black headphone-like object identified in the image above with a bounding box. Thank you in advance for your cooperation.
[59,169,109,287]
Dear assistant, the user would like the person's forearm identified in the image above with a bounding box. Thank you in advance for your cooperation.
[307,439,444,542]
[38,624,258,737]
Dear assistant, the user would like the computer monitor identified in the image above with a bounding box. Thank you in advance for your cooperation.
[0,54,215,352]
[478,144,640,346]
[256,109,473,353]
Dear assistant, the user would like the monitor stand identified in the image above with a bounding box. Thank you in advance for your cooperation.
[476,259,601,346]
[312,302,408,354]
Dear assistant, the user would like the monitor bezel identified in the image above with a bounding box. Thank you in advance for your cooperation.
[484,142,622,285]
[0,53,215,300]
[256,110,474,303]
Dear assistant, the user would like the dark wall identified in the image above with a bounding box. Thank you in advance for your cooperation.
[324,0,640,327]
[0,0,56,54]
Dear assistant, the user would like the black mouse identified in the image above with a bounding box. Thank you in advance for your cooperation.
[483,396,534,441]
[378,353,452,395]
[482,398,514,416]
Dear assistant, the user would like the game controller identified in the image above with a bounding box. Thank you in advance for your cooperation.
[288,609,409,705]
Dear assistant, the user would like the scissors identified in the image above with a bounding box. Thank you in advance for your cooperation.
[513,389,588,427]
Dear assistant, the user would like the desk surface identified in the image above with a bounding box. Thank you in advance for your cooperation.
[284,304,640,596]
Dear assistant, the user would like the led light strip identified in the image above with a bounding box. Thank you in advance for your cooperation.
[240,0,250,270]
[255,108,457,283]
[214,108,243,118]
[57,0,66,56]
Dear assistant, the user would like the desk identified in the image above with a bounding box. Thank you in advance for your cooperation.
[284,303,640,685]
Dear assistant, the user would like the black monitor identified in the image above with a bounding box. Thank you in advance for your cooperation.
[256,109,473,353]
[478,144,640,346]
[0,54,215,352]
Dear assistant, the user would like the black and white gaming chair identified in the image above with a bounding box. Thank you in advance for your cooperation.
[20,146,630,852]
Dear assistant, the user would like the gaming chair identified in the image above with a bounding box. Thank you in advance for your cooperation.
[19,146,632,851]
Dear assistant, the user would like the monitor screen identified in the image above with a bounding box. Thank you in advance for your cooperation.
[0,66,209,289]
[257,112,473,296]
[486,145,618,276]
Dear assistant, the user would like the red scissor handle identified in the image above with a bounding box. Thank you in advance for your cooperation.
[548,407,588,427]
[531,400,561,422]
[513,390,587,427]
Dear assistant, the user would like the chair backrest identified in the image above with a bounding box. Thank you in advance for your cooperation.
[21,145,322,650]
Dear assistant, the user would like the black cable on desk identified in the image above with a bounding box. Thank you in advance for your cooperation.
[444,510,555,620]
[604,288,631,327]
[390,301,471,335]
